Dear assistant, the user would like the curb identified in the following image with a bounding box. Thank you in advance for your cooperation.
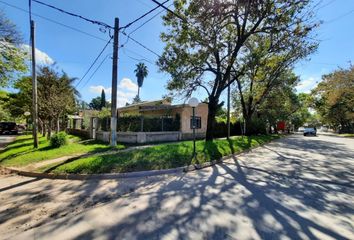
[1,166,185,180]
[1,135,286,180]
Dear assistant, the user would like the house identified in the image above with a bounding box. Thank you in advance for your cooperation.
[117,99,209,140]
[68,99,209,143]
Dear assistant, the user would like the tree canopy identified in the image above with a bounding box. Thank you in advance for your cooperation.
[134,62,148,99]
[313,65,354,133]
[11,65,79,137]
[159,0,318,139]
[0,10,27,87]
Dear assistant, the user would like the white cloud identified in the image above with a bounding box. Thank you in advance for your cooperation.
[296,77,319,93]
[21,44,54,65]
[89,78,138,107]
[89,85,112,95]
[118,78,138,92]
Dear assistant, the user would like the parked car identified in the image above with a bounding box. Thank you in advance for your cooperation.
[298,127,305,132]
[0,122,18,135]
[304,127,316,136]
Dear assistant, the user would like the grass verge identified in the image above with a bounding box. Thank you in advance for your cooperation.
[47,135,280,174]
[0,134,125,167]
[338,133,354,138]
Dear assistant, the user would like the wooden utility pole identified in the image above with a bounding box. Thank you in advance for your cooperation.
[110,18,119,147]
[30,20,38,148]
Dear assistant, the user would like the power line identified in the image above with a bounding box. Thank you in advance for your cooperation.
[120,3,172,48]
[75,37,113,88]
[150,0,186,22]
[0,1,109,42]
[121,32,161,57]
[120,0,169,31]
[32,0,113,30]
[324,8,354,24]
[129,3,173,35]
[80,53,112,89]
[122,48,155,64]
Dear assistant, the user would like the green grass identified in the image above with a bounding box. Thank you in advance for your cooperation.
[339,133,354,138]
[49,135,280,174]
[0,134,125,167]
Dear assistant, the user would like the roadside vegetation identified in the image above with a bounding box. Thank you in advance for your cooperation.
[45,135,279,174]
[0,134,125,167]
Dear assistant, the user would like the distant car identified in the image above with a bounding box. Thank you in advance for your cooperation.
[298,127,305,132]
[0,122,18,135]
[304,127,316,136]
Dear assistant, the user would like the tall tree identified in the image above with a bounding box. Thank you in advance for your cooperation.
[12,66,79,137]
[89,96,102,110]
[100,89,106,109]
[313,65,354,133]
[0,10,27,87]
[134,62,148,99]
[159,0,318,139]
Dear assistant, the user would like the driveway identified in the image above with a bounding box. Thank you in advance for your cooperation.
[0,134,353,239]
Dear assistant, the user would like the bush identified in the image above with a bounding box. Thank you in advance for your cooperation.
[50,132,68,148]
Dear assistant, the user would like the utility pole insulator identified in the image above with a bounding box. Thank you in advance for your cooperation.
[110,18,119,147]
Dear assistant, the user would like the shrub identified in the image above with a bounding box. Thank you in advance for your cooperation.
[50,131,68,148]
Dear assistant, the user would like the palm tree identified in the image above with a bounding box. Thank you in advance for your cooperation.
[134,62,148,99]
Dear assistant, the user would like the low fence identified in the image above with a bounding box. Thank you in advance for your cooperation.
[66,128,90,139]
[95,131,182,144]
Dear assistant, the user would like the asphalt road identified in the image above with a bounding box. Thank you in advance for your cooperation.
[0,135,16,150]
[0,133,353,240]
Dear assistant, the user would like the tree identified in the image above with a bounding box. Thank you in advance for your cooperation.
[132,94,141,104]
[13,66,79,137]
[89,96,102,110]
[0,10,27,87]
[159,0,318,139]
[313,65,354,133]
[100,89,106,109]
[134,62,148,99]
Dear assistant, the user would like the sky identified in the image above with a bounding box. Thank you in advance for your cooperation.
[1,0,354,106]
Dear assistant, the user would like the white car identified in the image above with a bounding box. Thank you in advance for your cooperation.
[304,127,317,136]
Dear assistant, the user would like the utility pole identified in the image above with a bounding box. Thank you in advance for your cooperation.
[110,18,119,147]
[30,20,38,148]
[227,78,231,140]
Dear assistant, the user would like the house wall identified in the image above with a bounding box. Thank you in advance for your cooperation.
[180,103,208,135]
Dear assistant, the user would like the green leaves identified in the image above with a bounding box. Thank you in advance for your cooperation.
[0,11,27,87]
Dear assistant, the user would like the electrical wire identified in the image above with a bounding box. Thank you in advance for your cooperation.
[121,32,161,57]
[32,0,113,29]
[120,0,169,30]
[122,48,155,64]
[0,1,109,42]
[324,8,354,24]
[79,53,112,89]
[75,37,113,88]
[150,0,186,22]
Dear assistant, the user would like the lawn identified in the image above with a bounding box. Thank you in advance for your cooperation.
[339,133,354,138]
[48,135,280,174]
[0,134,125,167]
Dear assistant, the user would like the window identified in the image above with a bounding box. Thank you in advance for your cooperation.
[190,116,201,129]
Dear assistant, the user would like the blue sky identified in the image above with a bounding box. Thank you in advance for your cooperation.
[1,0,354,106]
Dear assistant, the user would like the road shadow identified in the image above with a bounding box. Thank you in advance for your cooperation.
[2,135,353,239]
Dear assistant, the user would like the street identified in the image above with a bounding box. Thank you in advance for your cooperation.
[0,133,353,240]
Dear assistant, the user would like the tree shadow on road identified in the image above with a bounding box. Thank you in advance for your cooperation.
[1,135,353,239]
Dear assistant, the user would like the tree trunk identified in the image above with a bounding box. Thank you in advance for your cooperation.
[56,117,60,133]
[205,97,219,141]
[244,115,252,136]
[47,119,52,140]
